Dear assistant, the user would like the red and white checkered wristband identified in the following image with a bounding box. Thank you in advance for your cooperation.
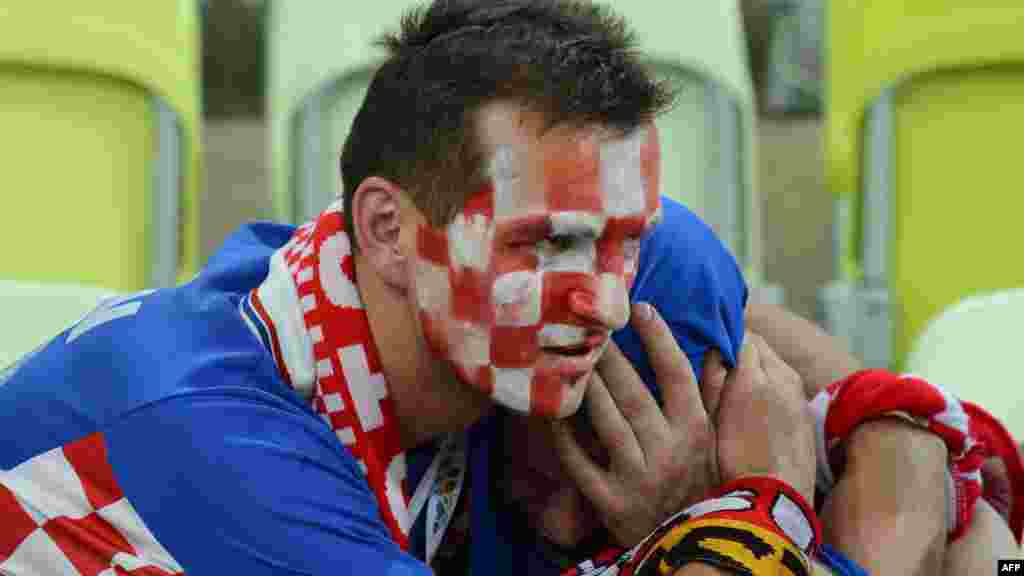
[562,476,821,576]
[809,369,1024,543]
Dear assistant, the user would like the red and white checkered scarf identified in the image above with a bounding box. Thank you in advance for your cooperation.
[244,201,415,548]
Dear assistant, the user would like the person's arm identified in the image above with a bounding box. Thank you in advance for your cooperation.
[745,302,861,399]
[819,417,948,575]
[945,499,1020,573]
[105,389,431,575]
[669,502,1023,576]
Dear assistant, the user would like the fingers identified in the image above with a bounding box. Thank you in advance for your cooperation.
[700,348,727,419]
[549,418,615,514]
[628,302,702,428]
[981,458,1013,522]
[726,334,762,397]
[584,369,644,470]
[597,338,666,451]
[715,335,762,430]
[746,331,787,376]
[748,332,805,407]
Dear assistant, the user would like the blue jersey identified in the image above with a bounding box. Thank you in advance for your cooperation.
[0,197,746,575]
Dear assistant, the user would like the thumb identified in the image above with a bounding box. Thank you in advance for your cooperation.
[700,348,727,419]
[540,484,590,547]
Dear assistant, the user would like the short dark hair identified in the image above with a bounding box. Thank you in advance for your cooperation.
[341,0,675,246]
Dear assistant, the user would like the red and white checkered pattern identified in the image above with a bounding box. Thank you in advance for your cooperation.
[414,126,662,418]
[810,369,1024,542]
[248,200,412,548]
[0,433,184,575]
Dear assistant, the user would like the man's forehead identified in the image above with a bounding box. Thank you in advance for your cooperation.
[474,100,656,170]
[477,102,610,175]
[475,121,659,223]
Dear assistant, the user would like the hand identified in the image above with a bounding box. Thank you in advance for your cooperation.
[744,303,862,399]
[550,302,718,547]
[704,332,816,504]
[981,456,1014,524]
[944,499,1018,575]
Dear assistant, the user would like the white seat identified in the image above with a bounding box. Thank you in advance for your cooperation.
[0,280,116,368]
[905,288,1024,440]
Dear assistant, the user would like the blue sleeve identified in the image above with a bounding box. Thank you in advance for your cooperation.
[614,196,748,399]
[817,544,870,576]
[105,389,429,576]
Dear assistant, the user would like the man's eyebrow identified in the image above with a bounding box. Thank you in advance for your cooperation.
[496,214,552,241]
[549,212,606,237]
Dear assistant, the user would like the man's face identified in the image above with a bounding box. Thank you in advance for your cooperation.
[412,104,661,418]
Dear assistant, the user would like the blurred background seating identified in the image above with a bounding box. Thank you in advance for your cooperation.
[822,0,1024,370]
[8,1,1022,436]
[0,0,203,291]
[205,0,834,317]
[264,0,781,304]
[906,288,1024,441]
[0,280,117,367]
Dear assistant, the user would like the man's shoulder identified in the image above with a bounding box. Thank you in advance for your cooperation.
[0,224,306,466]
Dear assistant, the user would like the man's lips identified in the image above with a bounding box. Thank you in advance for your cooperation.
[541,331,608,356]
[541,337,608,383]
[542,344,591,356]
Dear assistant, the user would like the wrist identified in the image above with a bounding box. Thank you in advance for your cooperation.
[811,370,993,543]
[634,476,821,575]
[822,470,947,575]
[561,476,822,576]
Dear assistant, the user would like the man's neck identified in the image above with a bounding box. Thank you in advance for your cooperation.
[355,254,493,450]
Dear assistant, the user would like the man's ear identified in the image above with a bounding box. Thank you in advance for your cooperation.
[350,176,411,289]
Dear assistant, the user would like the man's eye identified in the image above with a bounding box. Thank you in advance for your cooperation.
[541,235,579,252]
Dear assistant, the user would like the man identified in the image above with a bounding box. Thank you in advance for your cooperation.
[1,1,805,574]
[0,2,1013,575]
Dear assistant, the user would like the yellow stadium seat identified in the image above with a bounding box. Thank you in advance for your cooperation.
[267,1,777,300]
[823,1,1024,369]
[0,1,203,291]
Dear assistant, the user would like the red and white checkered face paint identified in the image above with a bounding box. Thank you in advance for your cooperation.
[415,125,662,418]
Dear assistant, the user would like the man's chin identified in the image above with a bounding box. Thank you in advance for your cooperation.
[451,361,592,418]
[521,372,589,420]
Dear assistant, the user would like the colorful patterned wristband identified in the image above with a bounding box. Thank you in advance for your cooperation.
[562,477,822,576]
[627,476,821,576]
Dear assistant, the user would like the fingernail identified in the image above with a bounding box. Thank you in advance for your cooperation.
[705,349,727,379]
[636,302,653,321]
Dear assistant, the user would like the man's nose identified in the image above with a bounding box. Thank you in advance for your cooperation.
[567,273,629,331]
